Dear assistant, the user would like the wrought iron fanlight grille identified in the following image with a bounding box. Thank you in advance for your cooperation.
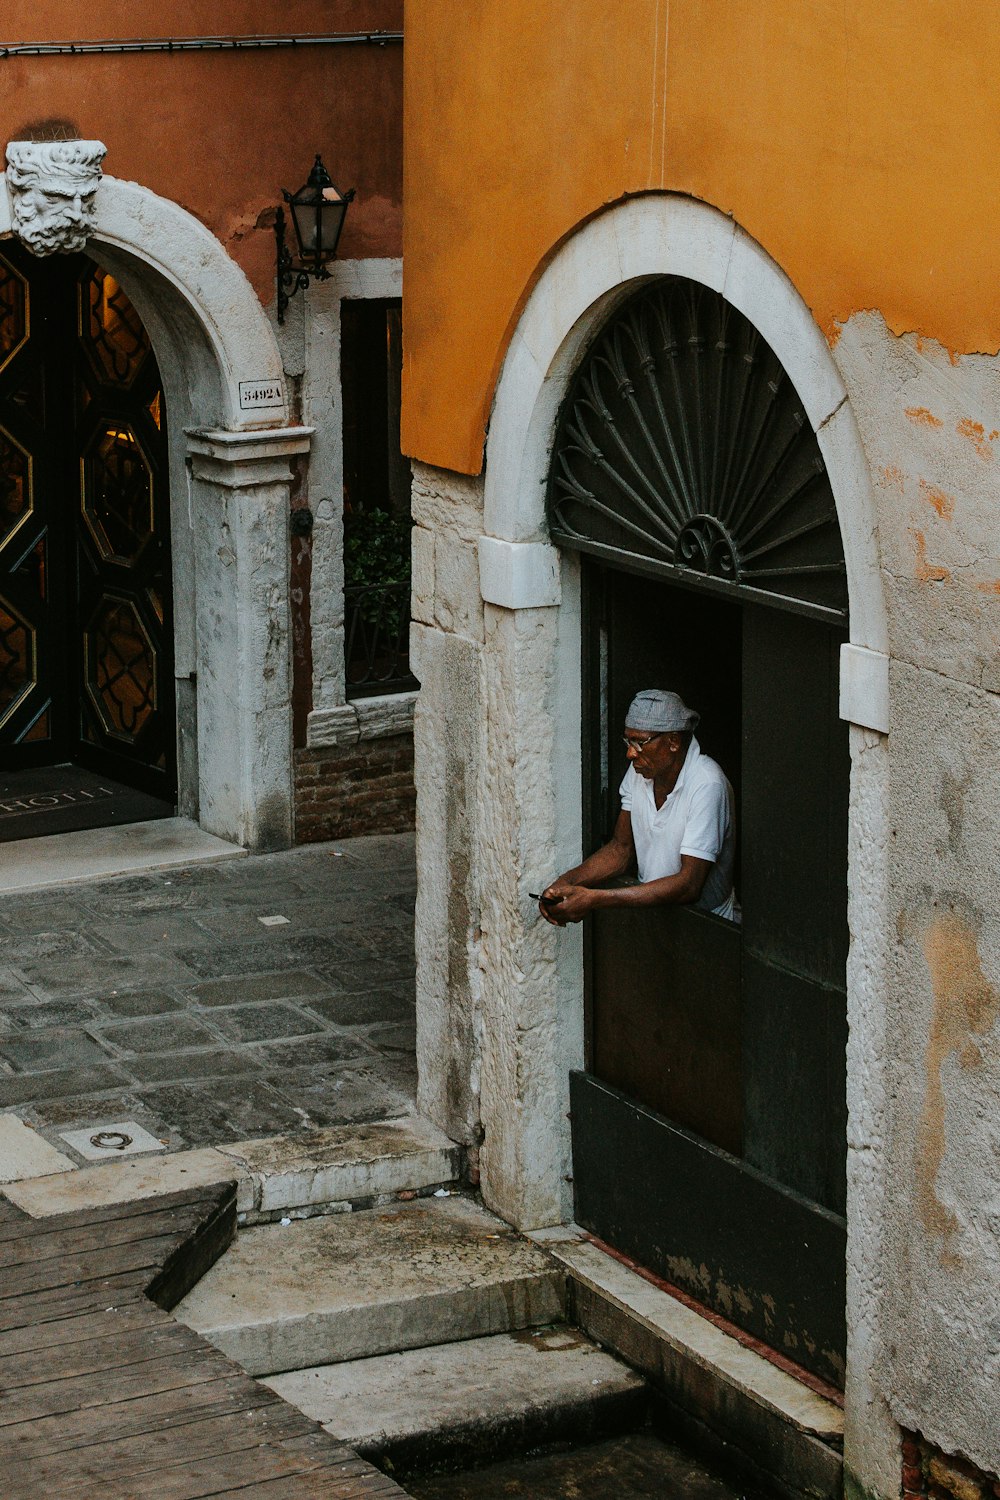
[547,278,848,620]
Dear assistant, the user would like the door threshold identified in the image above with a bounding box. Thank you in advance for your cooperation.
[529,1224,844,1500]
[0,815,245,895]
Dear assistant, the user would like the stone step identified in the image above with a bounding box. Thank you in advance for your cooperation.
[174,1193,566,1377]
[531,1226,844,1500]
[6,1115,462,1222]
[264,1328,649,1474]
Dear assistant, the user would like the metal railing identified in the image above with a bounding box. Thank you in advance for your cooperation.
[344,579,417,699]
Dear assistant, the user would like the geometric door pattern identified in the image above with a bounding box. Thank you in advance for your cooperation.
[0,244,174,797]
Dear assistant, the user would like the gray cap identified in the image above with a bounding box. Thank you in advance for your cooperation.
[625,689,699,734]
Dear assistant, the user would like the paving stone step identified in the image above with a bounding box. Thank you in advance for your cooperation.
[264,1327,649,1474]
[6,1115,461,1221]
[174,1194,566,1377]
[0,815,244,894]
[531,1226,844,1500]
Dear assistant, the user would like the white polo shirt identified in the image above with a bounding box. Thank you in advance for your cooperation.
[619,737,736,920]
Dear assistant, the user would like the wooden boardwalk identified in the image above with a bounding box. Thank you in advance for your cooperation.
[0,1181,410,1498]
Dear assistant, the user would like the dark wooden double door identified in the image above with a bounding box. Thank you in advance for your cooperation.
[0,244,175,799]
[572,565,849,1387]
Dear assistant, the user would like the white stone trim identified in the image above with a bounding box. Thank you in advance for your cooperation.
[185,426,313,486]
[840,644,890,735]
[307,691,417,749]
[294,258,405,713]
[478,536,561,610]
[184,427,309,850]
[484,194,888,656]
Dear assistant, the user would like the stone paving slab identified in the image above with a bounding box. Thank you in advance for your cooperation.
[0,1113,75,1182]
[0,815,244,894]
[0,835,417,1161]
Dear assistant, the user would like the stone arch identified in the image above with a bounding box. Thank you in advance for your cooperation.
[0,166,308,849]
[0,171,288,432]
[483,193,887,679]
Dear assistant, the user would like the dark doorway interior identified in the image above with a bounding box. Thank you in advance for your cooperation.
[575,559,849,1387]
[0,244,175,838]
[340,297,416,700]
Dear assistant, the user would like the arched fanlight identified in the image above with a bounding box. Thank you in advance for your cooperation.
[547,278,848,621]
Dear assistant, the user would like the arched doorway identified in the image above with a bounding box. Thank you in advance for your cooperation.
[548,277,850,1386]
[0,242,174,837]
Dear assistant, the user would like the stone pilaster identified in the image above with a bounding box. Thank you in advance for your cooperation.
[186,425,311,851]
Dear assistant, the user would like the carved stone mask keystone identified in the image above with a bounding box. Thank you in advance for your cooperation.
[5,139,107,256]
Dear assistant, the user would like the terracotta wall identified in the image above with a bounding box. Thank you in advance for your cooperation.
[1,1,403,301]
[402,0,1000,473]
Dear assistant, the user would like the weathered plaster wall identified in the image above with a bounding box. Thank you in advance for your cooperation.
[831,316,1000,1482]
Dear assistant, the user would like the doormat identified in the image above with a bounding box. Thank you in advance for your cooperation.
[0,764,174,843]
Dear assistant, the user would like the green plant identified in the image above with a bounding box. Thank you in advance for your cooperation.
[344,507,411,590]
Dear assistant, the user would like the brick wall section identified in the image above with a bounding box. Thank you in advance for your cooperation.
[293,733,415,843]
[901,1430,1000,1500]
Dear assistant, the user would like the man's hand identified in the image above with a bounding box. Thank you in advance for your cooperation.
[538,882,595,925]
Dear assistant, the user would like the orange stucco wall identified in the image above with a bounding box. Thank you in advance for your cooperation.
[2,2,402,302]
[402,0,1000,475]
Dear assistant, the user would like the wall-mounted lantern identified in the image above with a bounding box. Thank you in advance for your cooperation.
[275,155,355,323]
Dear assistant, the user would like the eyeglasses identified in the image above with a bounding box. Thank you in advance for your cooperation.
[623,733,663,752]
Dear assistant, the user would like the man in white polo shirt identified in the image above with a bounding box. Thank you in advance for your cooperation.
[539,688,736,924]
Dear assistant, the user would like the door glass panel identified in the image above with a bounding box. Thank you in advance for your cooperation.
[80,269,150,387]
[85,595,157,742]
[0,425,32,547]
[0,256,28,374]
[23,707,49,741]
[81,424,154,564]
[0,596,34,725]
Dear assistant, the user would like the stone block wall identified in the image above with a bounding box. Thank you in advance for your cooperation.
[293,733,415,843]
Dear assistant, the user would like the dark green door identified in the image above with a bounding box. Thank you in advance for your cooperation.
[549,276,851,1387]
[0,245,175,799]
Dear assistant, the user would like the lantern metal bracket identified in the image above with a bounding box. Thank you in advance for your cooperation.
[274,155,355,324]
[275,204,319,323]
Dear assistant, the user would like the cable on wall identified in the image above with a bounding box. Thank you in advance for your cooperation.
[0,33,403,59]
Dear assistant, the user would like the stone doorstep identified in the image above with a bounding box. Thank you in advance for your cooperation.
[173,1195,567,1378]
[530,1228,844,1500]
[0,816,246,895]
[3,1114,463,1222]
[263,1328,649,1471]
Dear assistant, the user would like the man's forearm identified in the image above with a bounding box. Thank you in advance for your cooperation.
[586,867,703,909]
[558,839,632,887]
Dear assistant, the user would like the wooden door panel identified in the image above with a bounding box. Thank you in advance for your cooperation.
[741,608,849,986]
[0,248,175,798]
[592,903,742,1154]
[742,953,848,1215]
